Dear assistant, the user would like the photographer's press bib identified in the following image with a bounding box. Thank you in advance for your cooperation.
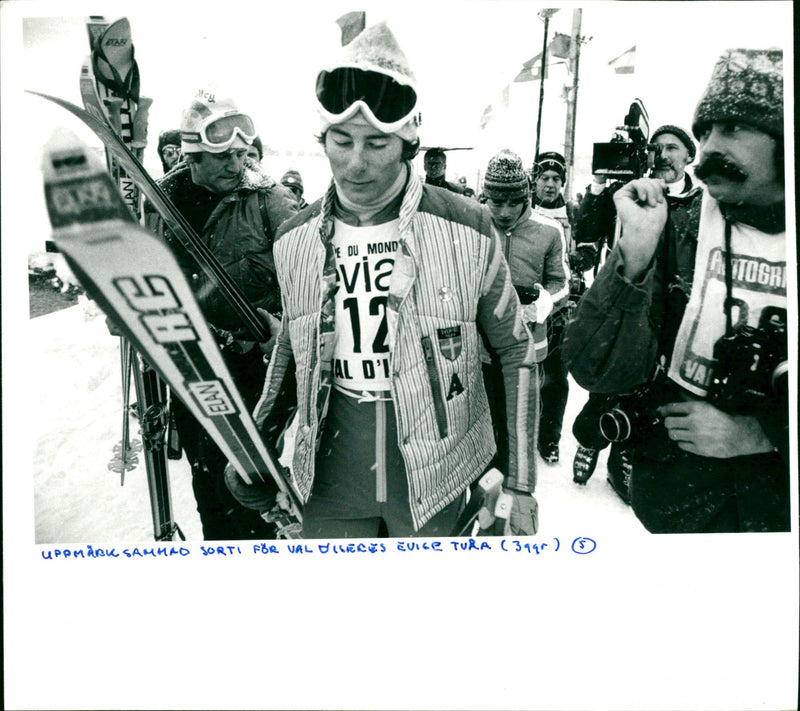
[668,193,787,397]
[331,218,399,392]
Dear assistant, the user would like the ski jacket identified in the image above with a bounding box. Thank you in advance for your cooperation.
[425,174,466,195]
[255,170,539,530]
[499,203,570,310]
[532,194,575,246]
[145,160,299,335]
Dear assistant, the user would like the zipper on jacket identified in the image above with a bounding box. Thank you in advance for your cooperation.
[421,335,449,439]
[375,400,387,502]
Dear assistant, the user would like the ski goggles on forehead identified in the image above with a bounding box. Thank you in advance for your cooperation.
[316,66,418,132]
[182,113,257,151]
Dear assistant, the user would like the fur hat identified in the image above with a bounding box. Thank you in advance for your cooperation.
[425,147,446,160]
[651,125,696,161]
[534,151,567,181]
[249,136,263,160]
[157,129,181,156]
[280,169,304,194]
[692,48,783,139]
[482,150,530,201]
[180,89,254,154]
[317,21,419,143]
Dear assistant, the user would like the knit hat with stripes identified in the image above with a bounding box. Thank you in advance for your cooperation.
[482,150,530,201]
[692,48,783,139]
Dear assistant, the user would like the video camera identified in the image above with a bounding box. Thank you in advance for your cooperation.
[591,99,655,181]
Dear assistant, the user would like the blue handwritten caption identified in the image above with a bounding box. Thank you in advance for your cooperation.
[40,538,596,560]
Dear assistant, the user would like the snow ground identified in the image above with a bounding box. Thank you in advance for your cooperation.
[30,300,645,543]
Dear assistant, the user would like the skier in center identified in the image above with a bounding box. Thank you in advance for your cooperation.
[225,22,540,538]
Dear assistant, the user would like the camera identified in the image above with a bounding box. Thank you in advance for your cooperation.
[591,99,656,181]
[598,382,664,445]
[706,307,788,414]
[571,366,673,454]
[514,284,539,306]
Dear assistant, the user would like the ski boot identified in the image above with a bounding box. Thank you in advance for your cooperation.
[539,441,560,464]
[573,445,600,484]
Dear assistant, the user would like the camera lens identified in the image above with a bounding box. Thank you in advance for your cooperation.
[772,361,789,400]
[599,407,632,443]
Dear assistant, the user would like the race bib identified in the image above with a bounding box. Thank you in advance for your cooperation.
[331,218,400,391]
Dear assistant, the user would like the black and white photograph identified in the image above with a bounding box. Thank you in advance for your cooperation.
[2,1,797,709]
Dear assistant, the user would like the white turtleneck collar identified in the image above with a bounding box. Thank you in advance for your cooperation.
[334,163,409,224]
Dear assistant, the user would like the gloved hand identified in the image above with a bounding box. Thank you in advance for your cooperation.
[506,489,539,536]
[521,285,553,324]
[224,462,278,514]
[478,488,539,536]
[569,246,596,274]
[257,308,282,355]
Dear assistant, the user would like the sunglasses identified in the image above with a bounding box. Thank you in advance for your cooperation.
[316,66,418,133]
[182,113,257,152]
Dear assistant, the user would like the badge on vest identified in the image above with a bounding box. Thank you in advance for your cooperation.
[437,326,462,361]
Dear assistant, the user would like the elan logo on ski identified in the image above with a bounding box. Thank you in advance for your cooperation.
[187,381,239,417]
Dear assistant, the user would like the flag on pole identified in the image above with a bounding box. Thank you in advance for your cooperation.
[336,11,366,46]
[515,53,544,81]
[549,32,572,59]
[609,46,636,74]
[479,104,494,130]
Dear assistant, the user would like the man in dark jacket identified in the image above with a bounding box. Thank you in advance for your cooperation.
[569,125,699,500]
[280,169,309,209]
[563,48,788,533]
[423,147,466,194]
[156,129,182,174]
[145,90,298,540]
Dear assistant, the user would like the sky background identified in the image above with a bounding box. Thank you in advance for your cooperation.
[6,0,794,207]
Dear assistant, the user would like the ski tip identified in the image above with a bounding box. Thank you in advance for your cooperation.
[41,127,105,182]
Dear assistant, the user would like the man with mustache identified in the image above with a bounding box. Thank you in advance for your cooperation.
[563,48,788,533]
[573,125,697,270]
[649,125,697,191]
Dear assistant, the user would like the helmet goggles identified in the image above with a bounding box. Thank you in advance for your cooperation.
[182,113,257,153]
[316,66,418,133]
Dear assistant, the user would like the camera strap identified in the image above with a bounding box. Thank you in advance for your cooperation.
[723,219,734,336]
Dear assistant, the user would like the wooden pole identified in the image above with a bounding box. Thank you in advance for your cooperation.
[535,9,559,161]
[563,8,583,199]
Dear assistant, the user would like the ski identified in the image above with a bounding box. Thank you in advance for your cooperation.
[82,16,179,542]
[84,17,145,480]
[449,468,504,536]
[27,89,269,344]
[42,132,303,537]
